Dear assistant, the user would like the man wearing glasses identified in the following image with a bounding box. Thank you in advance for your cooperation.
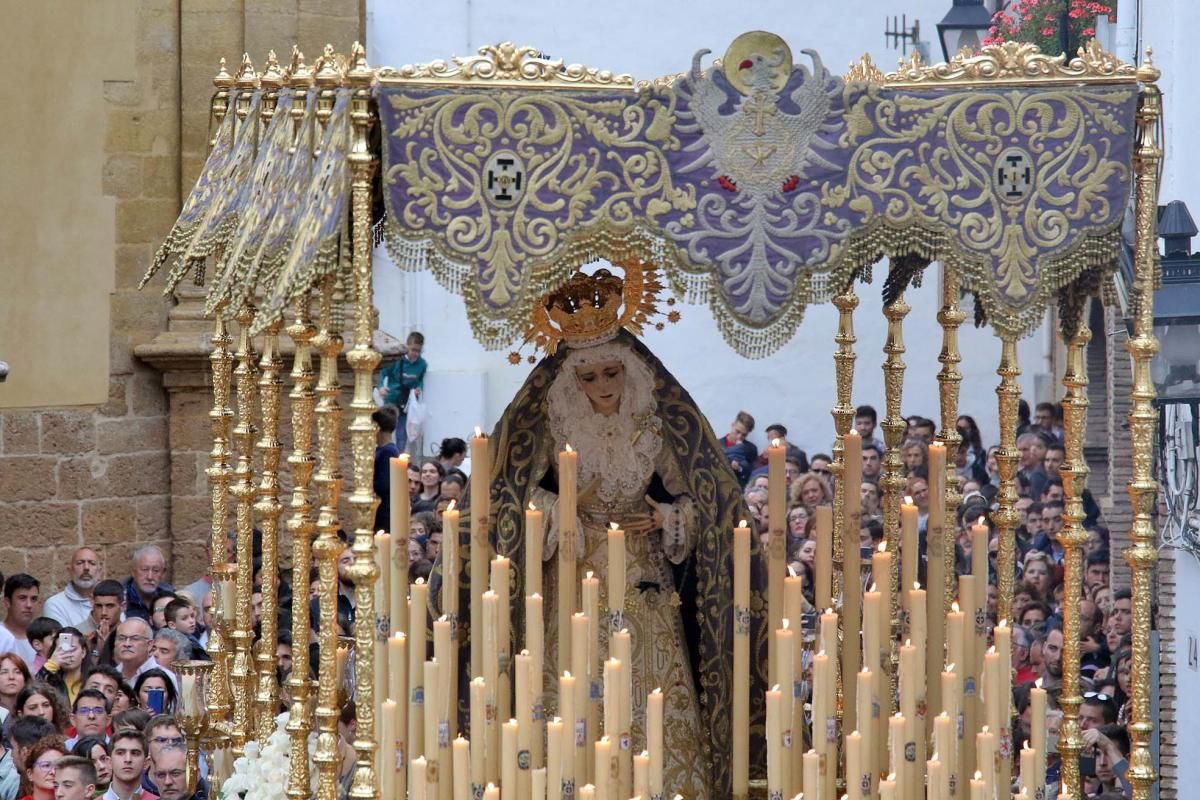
[123,547,174,625]
[66,690,111,749]
[114,619,159,683]
[149,746,192,800]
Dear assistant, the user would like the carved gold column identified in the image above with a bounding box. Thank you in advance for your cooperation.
[282,49,319,800]
[252,54,286,745]
[345,43,383,800]
[830,287,858,749]
[228,303,260,756]
[1057,320,1092,795]
[1125,53,1162,800]
[202,62,237,766]
[310,272,346,800]
[284,291,318,800]
[931,265,965,722]
[310,45,347,800]
[880,268,910,712]
[204,309,236,752]
[226,54,261,758]
[993,338,1021,623]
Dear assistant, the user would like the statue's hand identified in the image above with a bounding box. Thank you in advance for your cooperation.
[622,514,658,536]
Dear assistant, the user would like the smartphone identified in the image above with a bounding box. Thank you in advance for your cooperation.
[57,632,76,655]
[147,687,166,714]
[1079,754,1097,778]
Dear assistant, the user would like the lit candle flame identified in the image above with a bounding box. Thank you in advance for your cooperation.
[877,542,887,553]
[951,601,960,613]
[782,618,790,630]
[977,515,986,526]
[771,438,781,448]
[1035,677,1043,689]
[610,522,619,530]
[475,425,483,438]
[904,495,914,505]
[585,571,594,579]
[998,618,1008,628]
[528,501,537,511]
[868,583,877,592]
[945,662,956,672]
[565,443,574,453]
[739,519,748,528]
[913,581,921,590]
[447,499,457,511]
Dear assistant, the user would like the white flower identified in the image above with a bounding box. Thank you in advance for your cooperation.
[219,712,293,800]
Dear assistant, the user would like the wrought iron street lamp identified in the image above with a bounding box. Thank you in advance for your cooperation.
[937,0,993,61]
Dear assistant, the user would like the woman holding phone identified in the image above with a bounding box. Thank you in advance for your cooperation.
[133,668,177,715]
[35,628,89,706]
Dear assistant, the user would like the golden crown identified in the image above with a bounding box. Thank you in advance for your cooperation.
[511,260,678,362]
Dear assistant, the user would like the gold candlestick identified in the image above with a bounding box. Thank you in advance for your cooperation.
[1125,52,1163,800]
[229,301,260,756]
[993,336,1021,623]
[311,267,346,800]
[254,312,285,743]
[1056,322,1092,795]
[345,43,382,800]
[175,660,215,795]
[880,262,912,719]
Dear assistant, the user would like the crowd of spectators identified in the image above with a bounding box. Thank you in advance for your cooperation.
[0,379,1133,800]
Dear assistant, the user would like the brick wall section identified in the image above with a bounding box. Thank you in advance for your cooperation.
[1104,305,1135,590]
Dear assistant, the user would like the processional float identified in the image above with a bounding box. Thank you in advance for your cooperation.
[140,31,1162,800]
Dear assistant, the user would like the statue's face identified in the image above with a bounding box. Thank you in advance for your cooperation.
[574,360,625,415]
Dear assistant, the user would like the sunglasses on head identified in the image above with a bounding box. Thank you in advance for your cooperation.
[1084,691,1112,702]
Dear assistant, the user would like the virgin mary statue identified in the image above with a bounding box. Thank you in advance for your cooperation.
[436,267,769,798]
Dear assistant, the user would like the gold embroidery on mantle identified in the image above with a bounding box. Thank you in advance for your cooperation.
[886,40,1138,87]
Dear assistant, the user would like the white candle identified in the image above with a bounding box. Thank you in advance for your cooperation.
[733,521,750,798]
[471,430,491,679]
[526,503,544,601]
[647,688,664,796]
[557,445,578,678]
[767,438,787,677]
[607,524,625,624]
[391,455,410,635]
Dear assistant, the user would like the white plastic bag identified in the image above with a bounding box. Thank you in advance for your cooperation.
[406,393,428,442]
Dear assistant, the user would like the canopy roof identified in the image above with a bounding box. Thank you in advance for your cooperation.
[143,36,1144,358]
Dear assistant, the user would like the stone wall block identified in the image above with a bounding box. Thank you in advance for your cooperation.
[128,369,168,416]
[2,414,40,454]
[81,499,139,545]
[103,80,143,108]
[106,451,170,496]
[111,291,170,333]
[0,456,59,502]
[102,154,144,198]
[97,416,168,456]
[40,411,97,455]
[57,456,111,500]
[135,496,171,541]
[170,494,212,542]
[0,502,79,548]
[171,539,209,588]
[101,377,130,418]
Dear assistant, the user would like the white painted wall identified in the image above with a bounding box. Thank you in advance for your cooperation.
[1132,1,1200,793]
[367,0,1052,459]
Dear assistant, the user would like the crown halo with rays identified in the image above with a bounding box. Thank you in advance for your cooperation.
[509,259,679,364]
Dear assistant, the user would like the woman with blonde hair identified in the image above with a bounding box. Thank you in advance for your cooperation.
[789,471,832,512]
[900,438,928,476]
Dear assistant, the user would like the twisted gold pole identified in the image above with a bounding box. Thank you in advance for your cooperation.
[1125,53,1162,800]
[311,274,345,800]
[993,338,1021,624]
[253,315,285,743]
[204,310,235,757]
[880,269,910,714]
[830,287,858,757]
[932,265,965,723]
[1057,321,1092,796]
[228,304,260,756]
[345,43,382,800]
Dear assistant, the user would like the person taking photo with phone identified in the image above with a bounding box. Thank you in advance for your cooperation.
[35,628,89,706]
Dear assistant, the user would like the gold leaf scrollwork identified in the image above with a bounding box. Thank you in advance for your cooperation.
[378,42,635,90]
[885,40,1137,87]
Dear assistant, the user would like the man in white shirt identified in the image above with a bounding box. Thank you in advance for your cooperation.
[113,618,158,683]
[0,574,40,664]
[104,730,151,800]
[43,548,102,628]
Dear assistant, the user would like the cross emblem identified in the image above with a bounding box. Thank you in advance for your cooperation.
[996,149,1033,202]
[485,151,525,205]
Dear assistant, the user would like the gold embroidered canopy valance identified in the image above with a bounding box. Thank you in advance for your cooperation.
[144,35,1143,357]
